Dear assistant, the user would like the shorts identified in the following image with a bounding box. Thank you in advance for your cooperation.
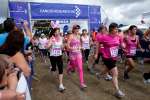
[102,58,117,70]
[126,55,136,59]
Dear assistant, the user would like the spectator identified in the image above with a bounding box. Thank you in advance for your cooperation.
[0,18,32,77]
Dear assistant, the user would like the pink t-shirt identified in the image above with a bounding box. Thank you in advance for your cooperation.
[98,34,122,60]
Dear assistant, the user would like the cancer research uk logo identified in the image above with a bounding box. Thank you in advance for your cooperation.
[75,6,81,18]
[39,5,81,18]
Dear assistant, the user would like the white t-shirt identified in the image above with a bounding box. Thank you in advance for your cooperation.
[38,38,48,49]
[81,36,90,49]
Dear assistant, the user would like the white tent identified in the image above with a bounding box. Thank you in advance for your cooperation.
[119,24,149,31]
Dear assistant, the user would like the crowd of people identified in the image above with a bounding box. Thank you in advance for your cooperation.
[0,17,150,99]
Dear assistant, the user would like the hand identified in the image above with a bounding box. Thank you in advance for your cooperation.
[1,90,25,100]
[141,48,145,52]
[23,20,28,27]
[16,92,25,100]
[81,47,85,50]
[94,54,98,60]
[149,45,150,50]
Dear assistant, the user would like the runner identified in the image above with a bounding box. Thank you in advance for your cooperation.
[90,25,108,74]
[81,29,91,70]
[137,29,150,83]
[95,23,125,98]
[67,25,87,89]
[123,25,144,80]
[47,28,65,92]
[39,34,48,63]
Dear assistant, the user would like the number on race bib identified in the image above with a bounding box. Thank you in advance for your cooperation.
[51,48,62,56]
[83,42,89,49]
[110,47,118,57]
[130,47,136,55]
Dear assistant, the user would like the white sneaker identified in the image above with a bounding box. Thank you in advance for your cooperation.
[96,73,101,79]
[115,90,125,98]
[80,84,87,89]
[59,84,66,92]
[144,79,150,84]
[105,75,112,81]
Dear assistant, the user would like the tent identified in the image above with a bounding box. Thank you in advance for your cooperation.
[119,24,149,31]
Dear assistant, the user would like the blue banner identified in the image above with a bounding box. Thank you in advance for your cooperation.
[9,2,30,28]
[30,3,89,19]
[88,6,101,31]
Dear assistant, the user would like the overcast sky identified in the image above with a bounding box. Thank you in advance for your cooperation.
[1,0,150,25]
[99,0,150,24]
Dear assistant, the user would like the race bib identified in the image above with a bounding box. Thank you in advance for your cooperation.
[130,47,136,55]
[110,47,118,57]
[52,48,62,56]
[51,45,62,56]
[83,42,90,49]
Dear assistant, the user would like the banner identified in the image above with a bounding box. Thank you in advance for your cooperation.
[9,2,30,28]
[8,2,101,31]
[88,6,101,31]
[30,3,88,19]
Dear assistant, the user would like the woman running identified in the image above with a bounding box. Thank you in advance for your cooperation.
[81,29,91,69]
[95,23,125,98]
[67,25,87,89]
[90,25,108,74]
[47,28,65,92]
[39,34,48,63]
[123,25,143,80]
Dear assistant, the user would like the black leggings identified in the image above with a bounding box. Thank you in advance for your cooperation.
[82,49,90,61]
[49,56,63,74]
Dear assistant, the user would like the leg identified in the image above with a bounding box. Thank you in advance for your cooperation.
[50,56,57,73]
[124,57,135,80]
[111,67,125,97]
[75,54,86,87]
[110,67,119,91]
[67,54,75,74]
[56,56,65,91]
[56,56,64,85]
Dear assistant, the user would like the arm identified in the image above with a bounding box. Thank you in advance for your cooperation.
[137,36,144,52]
[94,34,100,59]
[7,72,18,91]
[46,38,52,49]
[0,90,25,100]
[10,52,31,77]
[23,21,32,40]
[66,34,73,51]
[94,41,99,59]
[80,36,84,50]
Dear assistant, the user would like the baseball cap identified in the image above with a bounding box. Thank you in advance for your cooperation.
[73,25,80,29]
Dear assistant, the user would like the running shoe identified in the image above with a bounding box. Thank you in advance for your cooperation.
[105,74,112,81]
[144,79,150,84]
[96,72,101,80]
[59,85,66,92]
[115,90,125,98]
[80,84,87,89]
[89,67,95,75]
